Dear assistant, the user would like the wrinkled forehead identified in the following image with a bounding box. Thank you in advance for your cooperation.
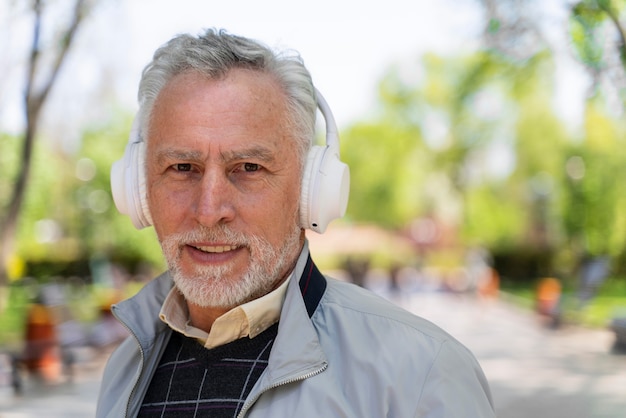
[146,69,299,159]
[145,69,306,164]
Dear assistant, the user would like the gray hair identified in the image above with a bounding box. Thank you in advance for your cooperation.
[137,28,317,165]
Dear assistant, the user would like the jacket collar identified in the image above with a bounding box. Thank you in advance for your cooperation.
[112,270,172,349]
[298,251,327,318]
[249,241,329,390]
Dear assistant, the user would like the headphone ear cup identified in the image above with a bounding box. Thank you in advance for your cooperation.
[300,145,350,233]
[133,144,153,227]
[300,145,324,230]
[110,140,153,229]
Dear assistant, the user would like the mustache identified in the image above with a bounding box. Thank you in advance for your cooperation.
[161,224,261,249]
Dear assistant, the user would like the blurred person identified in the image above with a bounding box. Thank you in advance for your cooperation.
[536,277,562,328]
[21,284,85,385]
[577,255,610,307]
[97,28,495,417]
[22,291,61,383]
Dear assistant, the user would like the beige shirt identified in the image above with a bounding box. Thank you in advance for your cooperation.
[159,275,291,349]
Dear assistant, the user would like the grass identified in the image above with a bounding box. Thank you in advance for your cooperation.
[0,285,30,352]
[501,277,626,329]
[575,297,626,327]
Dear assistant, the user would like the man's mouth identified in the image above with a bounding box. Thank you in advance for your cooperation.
[191,244,240,253]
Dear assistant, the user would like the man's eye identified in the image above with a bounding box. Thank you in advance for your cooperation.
[243,163,260,172]
[175,163,192,172]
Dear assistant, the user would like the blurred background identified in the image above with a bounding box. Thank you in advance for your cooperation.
[1,0,626,416]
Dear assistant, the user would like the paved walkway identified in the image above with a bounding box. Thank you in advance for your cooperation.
[1,287,624,417]
[0,347,106,417]
[391,290,626,418]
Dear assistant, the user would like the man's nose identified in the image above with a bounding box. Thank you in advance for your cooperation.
[193,170,236,227]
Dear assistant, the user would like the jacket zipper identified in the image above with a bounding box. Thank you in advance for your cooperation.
[236,363,328,418]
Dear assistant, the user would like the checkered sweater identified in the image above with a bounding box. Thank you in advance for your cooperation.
[138,323,278,417]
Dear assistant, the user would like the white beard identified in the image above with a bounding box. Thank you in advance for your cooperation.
[160,223,302,308]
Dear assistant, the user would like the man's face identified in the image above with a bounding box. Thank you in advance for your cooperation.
[145,69,304,308]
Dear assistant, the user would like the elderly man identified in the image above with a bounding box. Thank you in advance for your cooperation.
[97,29,495,417]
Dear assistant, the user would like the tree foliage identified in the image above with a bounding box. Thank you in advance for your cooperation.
[341,31,626,279]
[0,0,93,286]
[3,115,165,281]
[340,117,426,229]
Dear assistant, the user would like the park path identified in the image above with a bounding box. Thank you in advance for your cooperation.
[391,289,626,418]
[0,346,106,417]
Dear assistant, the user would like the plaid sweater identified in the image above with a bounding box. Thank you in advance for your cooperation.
[138,323,278,417]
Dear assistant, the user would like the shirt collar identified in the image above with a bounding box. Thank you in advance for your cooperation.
[159,245,306,349]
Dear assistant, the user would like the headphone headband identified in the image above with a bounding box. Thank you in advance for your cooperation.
[315,89,339,150]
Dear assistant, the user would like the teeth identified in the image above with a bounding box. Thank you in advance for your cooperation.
[194,245,238,253]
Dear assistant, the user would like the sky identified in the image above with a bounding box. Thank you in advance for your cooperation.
[0,0,587,148]
[117,0,483,127]
[0,0,481,139]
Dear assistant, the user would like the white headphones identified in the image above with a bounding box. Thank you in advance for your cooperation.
[110,89,349,234]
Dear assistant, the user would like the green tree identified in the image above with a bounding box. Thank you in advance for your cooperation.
[75,116,164,271]
[0,0,93,286]
[560,101,626,259]
[570,0,626,104]
[477,0,626,278]
[340,119,426,229]
[3,114,164,281]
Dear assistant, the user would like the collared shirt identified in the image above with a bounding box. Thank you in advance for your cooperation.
[159,274,291,349]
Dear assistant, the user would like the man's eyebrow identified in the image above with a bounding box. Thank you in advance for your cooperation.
[155,148,203,165]
[219,146,276,163]
[154,146,277,164]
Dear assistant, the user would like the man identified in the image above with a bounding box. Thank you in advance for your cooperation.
[97,28,495,417]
